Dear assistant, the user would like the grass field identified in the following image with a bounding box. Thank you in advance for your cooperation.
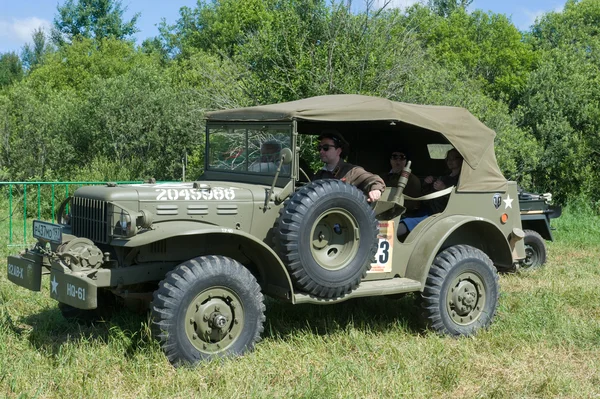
[1,205,600,398]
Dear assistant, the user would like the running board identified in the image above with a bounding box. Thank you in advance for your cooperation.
[293,278,423,304]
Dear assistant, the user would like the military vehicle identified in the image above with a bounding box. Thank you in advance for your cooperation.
[518,190,562,271]
[7,95,526,366]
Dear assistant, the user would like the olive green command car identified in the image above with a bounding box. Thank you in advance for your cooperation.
[7,95,526,366]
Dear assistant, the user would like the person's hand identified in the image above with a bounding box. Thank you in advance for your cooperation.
[367,189,382,203]
[424,175,435,184]
[433,179,446,191]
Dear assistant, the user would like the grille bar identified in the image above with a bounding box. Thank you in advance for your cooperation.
[71,197,110,244]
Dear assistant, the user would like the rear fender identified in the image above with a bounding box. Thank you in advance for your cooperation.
[111,221,294,300]
[405,216,514,286]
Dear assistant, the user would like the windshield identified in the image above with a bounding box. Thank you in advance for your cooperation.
[207,124,292,176]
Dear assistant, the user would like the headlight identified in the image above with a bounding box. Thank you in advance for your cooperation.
[113,207,137,238]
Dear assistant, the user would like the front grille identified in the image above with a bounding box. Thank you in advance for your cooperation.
[71,197,110,244]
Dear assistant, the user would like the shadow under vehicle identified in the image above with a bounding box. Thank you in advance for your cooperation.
[6,95,526,366]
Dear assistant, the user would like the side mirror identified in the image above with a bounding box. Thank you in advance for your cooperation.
[280,148,293,164]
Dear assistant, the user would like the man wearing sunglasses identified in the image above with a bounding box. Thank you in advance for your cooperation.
[386,150,421,209]
[313,131,385,202]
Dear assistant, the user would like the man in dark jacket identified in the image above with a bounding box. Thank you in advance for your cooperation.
[385,149,421,210]
[313,131,385,202]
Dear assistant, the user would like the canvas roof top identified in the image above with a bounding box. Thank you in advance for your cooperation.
[206,95,508,192]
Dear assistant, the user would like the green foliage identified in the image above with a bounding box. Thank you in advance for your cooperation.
[25,37,146,92]
[230,2,430,102]
[2,0,600,205]
[428,0,472,17]
[0,53,23,88]
[410,6,537,103]
[0,38,204,182]
[21,28,52,71]
[160,0,277,57]
[167,48,252,109]
[52,0,140,46]
[79,65,204,180]
[515,0,600,203]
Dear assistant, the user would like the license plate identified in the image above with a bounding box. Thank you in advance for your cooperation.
[33,220,63,244]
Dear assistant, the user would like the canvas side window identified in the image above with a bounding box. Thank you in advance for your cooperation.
[427,144,454,159]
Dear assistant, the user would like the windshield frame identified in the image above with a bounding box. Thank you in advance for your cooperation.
[203,122,296,186]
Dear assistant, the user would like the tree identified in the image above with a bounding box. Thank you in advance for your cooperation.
[21,28,51,71]
[51,0,140,46]
[407,5,536,104]
[0,52,23,88]
[159,0,276,58]
[428,0,472,17]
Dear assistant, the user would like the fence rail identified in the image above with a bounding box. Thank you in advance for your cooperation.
[1,181,144,247]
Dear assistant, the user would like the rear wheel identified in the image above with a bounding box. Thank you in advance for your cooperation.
[152,255,265,366]
[421,245,499,336]
[519,229,546,271]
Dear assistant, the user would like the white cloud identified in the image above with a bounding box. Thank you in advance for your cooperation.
[519,3,564,30]
[0,17,51,50]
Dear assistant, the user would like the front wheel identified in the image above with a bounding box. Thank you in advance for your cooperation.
[421,245,499,336]
[151,255,266,366]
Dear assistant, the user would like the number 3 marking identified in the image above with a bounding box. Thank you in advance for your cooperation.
[378,240,390,264]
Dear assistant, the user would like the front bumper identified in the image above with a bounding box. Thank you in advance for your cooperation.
[7,252,45,291]
[7,252,99,310]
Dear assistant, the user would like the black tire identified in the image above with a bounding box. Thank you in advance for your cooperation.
[421,245,499,336]
[276,179,378,298]
[151,255,265,366]
[519,229,547,271]
[58,288,117,324]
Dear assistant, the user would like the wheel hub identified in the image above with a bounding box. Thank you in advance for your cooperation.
[447,272,486,325]
[185,288,243,353]
[523,245,536,267]
[310,209,360,271]
[452,280,477,315]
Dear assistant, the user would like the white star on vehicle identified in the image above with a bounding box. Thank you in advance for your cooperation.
[503,194,514,209]
[51,276,58,294]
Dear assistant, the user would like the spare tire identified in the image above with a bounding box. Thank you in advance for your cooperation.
[275,179,378,298]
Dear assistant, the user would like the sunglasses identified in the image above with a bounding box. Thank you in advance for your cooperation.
[390,154,406,160]
[317,144,337,152]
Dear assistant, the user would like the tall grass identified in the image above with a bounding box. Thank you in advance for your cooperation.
[1,204,600,398]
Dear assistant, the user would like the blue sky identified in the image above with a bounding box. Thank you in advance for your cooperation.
[0,0,566,54]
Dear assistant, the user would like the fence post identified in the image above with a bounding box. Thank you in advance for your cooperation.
[23,184,27,244]
[51,184,55,223]
[9,184,13,245]
[37,183,41,219]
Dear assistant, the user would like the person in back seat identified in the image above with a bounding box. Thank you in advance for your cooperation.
[421,148,462,214]
[397,148,463,238]
[385,149,421,210]
[313,130,385,203]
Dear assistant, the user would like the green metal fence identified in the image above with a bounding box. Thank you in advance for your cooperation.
[1,181,144,247]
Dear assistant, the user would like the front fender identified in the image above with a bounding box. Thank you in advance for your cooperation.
[405,215,513,285]
[112,221,294,301]
[112,221,245,247]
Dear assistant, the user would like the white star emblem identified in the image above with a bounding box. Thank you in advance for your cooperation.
[503,194,514,209]
[51,276,58,294]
